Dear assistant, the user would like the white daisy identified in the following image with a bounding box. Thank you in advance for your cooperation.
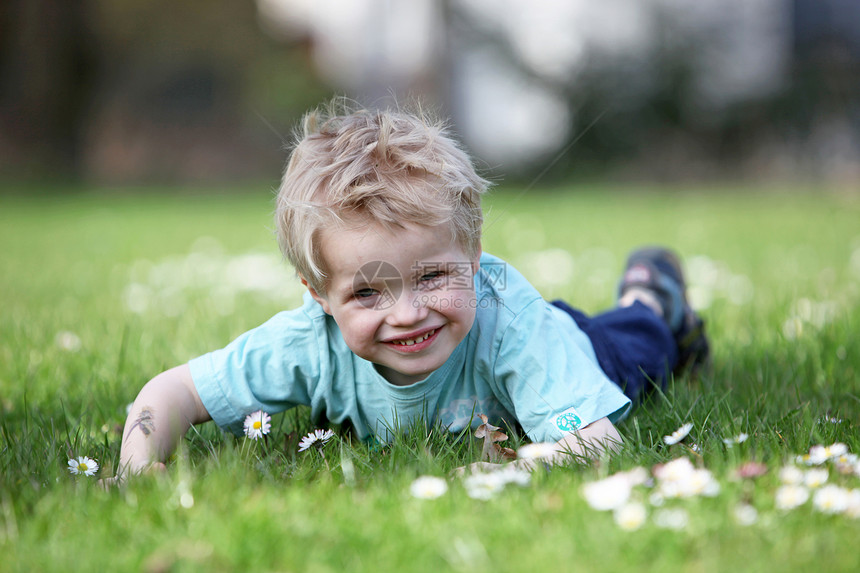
[779,465,805,485]
[825,443,849,458]
[55,331,82,352]
[722,433,749,447]
[812,485,849,514]
[656,466,720,499]
[648,491,666,507]
[68,456,99,476]
[844,489,860,519]
[775,484,810,510]
[516,442,557,461]
[177,478,194,509]
[613,502,647,531]
[298,428,335,452]
[657,481,683,499]
[653,457,696,483]
[582,475,632,511]
[243,410,272,440]
[495,465,532,487]
[463,472,506,500]
[617,466,650,487]
[806,445,829,465]
[803,468,829,488]
[663,423,693,445]
[409,476,448,499]
[653,508,689,530]
[733,503,759,526]
[688,469,721,497]
[806,443,847,465]
[834,453,858,474]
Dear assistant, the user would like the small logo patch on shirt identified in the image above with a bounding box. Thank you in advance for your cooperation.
[555,409,582,433]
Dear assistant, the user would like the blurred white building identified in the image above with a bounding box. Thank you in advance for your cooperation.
[256,0,857,179]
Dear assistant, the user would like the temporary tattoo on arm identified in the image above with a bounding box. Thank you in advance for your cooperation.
[130,407,156,437]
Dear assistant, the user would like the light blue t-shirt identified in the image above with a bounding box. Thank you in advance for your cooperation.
[189,253,630,443]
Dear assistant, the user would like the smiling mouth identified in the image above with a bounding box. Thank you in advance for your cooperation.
[384,327,441,352]
[390,328,436,346]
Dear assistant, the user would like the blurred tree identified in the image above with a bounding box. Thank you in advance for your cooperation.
[0,0,329,184]
[2,0,857,185]
[0,0,97,178]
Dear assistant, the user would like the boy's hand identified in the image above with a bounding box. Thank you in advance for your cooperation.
[451,461,504,477]
[452,457,545,477]
[453,417,622,476]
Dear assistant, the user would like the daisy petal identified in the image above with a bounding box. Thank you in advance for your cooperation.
[663,423,693,445]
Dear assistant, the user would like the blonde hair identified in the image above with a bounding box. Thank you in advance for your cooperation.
[275,99,490,293]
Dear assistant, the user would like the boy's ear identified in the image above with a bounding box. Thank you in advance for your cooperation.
[300,275,332,315]
[471,241,483,273]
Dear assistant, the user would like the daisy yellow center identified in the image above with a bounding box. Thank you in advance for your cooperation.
[253,421,262,430]
[78,462,88,471]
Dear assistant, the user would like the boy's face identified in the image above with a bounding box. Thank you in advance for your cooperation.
[305,220,480,386]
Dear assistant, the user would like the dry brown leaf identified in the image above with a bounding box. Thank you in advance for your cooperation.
[475,413,516,462]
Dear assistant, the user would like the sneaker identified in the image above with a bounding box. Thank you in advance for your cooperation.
[618,247,710,376]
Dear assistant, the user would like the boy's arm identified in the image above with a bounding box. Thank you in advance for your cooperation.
[506,416,621,471]
[457,416,622,475]
[111,364,211,481]
[537,416,622,468]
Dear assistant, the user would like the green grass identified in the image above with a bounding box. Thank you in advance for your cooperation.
[1,184,859,572]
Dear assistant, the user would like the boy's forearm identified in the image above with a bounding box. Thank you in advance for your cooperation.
[517,417,622,471]
[554,417,622,461]
[118,364,210,477]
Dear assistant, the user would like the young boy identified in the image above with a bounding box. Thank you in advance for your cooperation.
[113,102,708,479]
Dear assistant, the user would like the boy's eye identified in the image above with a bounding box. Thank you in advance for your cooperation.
[354,288,378,299]
[415,271,446,291]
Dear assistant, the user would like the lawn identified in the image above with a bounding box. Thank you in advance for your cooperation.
[1,184,859,572]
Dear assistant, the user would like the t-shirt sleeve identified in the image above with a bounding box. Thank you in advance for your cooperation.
[187,309,325,436]
[492,300,631,443]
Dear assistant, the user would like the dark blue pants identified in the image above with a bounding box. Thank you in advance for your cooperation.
[551,300,678,404]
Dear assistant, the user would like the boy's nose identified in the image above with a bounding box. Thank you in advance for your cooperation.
[385,289,429,326]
